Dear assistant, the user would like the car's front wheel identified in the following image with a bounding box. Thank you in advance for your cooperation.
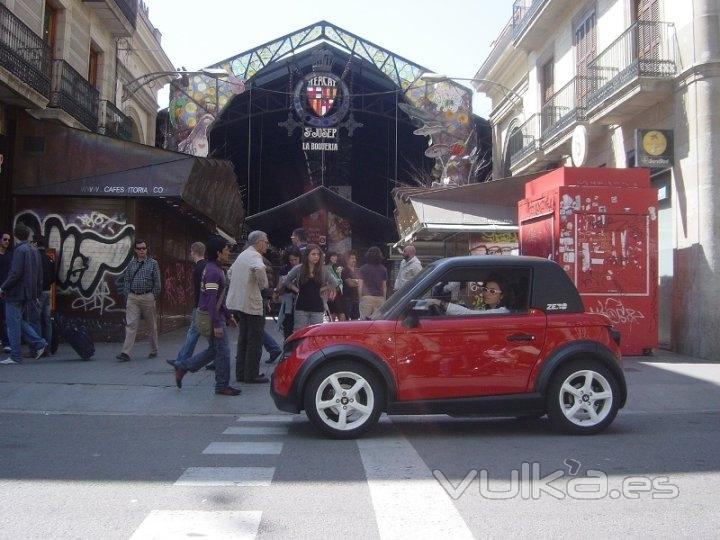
[303,361,384,439]
[546,360,620,435]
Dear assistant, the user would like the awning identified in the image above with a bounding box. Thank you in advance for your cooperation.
[11,115,244,238]
[244,186,397,241]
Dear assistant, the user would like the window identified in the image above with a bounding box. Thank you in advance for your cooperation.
[43,1,58,53]
[574,10,596,103]
[419,267,532,316]
[89,46,100,88]
[540,59,555,132]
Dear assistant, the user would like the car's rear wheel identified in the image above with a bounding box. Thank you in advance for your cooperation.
[303,361,384,439]
[546,360,620,435]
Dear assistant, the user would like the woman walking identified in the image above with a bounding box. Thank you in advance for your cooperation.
[282,244,334,331]
[341,250,360,320]
[325,252,345,321]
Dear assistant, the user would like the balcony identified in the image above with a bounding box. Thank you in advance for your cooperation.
[512,0,576,51]
[585,21,676,124]
[49,60,99,130]
[0,2,51,105]
[99,100,133,140]
[540,76,588,150]
[82,0,137,36]
[508,114,542,170]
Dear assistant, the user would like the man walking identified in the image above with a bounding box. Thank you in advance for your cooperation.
[173,236,240,396]
[0,231,13,352]
[116,239,161,362]
[394,245,422,291]
[0,225,47,364]
[226,230,269,383]
[290,228,308,254]
[36,236,56,354]
[167,242,207,367]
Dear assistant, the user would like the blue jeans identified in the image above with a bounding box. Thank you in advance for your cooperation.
[5,300,47,362]
[177,321,230,391]
[0,298,8,345]
[175,309,200,364]
[39,291,52,347]
[263,330,281,356]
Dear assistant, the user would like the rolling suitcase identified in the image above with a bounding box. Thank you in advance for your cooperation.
[60,317,95,360]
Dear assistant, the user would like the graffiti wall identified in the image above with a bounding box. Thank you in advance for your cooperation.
[14,206,135,340]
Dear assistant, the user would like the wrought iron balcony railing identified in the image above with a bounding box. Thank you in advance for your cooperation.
[540,76,589,141]
[511,0,548,40]
[509,114,541,166]
[49,60,99,130]
[0,2,51,99]
[99,100,133,140]
[586,20,676,111]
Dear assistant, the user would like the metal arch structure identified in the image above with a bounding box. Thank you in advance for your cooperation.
[208,20,431,91]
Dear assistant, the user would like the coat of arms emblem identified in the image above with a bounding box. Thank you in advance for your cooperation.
[306,77,338,117]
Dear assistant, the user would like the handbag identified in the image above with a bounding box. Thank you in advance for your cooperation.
[194,265,227,338]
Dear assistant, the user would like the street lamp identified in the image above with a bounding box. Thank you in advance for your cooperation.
[419,73,523,108]
[122,67,230,102]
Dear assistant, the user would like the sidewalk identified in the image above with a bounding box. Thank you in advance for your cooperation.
[0,320,286,416]
[1,320,719,417]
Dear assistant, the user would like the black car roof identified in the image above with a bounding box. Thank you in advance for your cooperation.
[382,255,585,317]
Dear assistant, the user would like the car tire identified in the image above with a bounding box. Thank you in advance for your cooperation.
[303,360,384,439]
[546,359,620,435]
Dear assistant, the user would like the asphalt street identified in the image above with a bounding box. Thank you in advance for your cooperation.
[1,323,719,539]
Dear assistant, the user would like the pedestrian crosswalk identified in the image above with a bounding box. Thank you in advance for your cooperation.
[130,414,294,539]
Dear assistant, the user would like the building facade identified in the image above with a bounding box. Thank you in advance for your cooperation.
[475,0,720,359]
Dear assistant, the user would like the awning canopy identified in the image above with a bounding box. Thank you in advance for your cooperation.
[244,186,397,241]
[11,116,244,238]
[392,172,547,243]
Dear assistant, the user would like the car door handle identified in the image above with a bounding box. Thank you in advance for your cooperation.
[507,333,535,342]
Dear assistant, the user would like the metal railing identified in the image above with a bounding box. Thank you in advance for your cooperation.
[509,114,541,166]
[50,60,99,130]
[540,76,589,141]
[512,0,548,39]
[99,100,133,140]
[113,0,137,28]
[586,20,676,111]
[0,2,51,98]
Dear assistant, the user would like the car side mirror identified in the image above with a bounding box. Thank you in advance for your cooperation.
[402,299,429,328]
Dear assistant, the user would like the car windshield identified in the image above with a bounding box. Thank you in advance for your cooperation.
[370,262,437,320]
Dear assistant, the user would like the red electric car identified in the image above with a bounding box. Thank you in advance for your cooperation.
[271,256,626,439]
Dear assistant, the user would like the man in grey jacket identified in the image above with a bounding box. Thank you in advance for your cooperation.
[0,224,47,364]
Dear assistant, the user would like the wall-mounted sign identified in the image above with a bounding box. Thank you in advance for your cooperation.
[293,71,350,128]
[636,129,673,168]
[302,127,338,151]
[571,125,588,167]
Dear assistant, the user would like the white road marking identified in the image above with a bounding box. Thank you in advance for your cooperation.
[175,467,276,487]
[236,414,294,423]
[223,426,289,436]
[357,420,473,539]
[130,510,261,539]
[203,442,283,455]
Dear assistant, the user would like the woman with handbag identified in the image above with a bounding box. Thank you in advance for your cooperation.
[173,236,241,396]
[281,244,334,331]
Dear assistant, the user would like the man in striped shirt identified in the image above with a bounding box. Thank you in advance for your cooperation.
[116,239,161,362]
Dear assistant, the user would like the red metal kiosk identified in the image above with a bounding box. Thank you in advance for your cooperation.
[518,167,658,355]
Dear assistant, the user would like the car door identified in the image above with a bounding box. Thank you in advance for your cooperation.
[393,267,547,401]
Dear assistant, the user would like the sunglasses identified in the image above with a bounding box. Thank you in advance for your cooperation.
[135,247,147,251]
[1,238,9,242]
[481,286,502,295]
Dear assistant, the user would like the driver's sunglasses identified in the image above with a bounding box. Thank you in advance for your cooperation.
[1,237,9,243]
[481,286,502,295]
[135,246,147,251]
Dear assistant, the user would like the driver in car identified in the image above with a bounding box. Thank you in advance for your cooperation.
[427,277,510,315]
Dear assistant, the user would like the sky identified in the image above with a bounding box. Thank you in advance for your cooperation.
[143,0,514,117]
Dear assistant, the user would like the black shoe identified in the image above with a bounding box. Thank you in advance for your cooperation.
[148,352,157,359]
[246,375,270,384]
[265,351,282,364]
[215,386,242,396]
[205,363,216,371]
[116,353,130,362]
[174,366,187,388]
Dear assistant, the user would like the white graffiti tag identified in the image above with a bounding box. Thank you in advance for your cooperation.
[588,298,645,325]
[70,281,119,315]
[75,212,127,235]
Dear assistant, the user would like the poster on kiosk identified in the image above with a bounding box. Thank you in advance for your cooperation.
[518,167,658,356]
